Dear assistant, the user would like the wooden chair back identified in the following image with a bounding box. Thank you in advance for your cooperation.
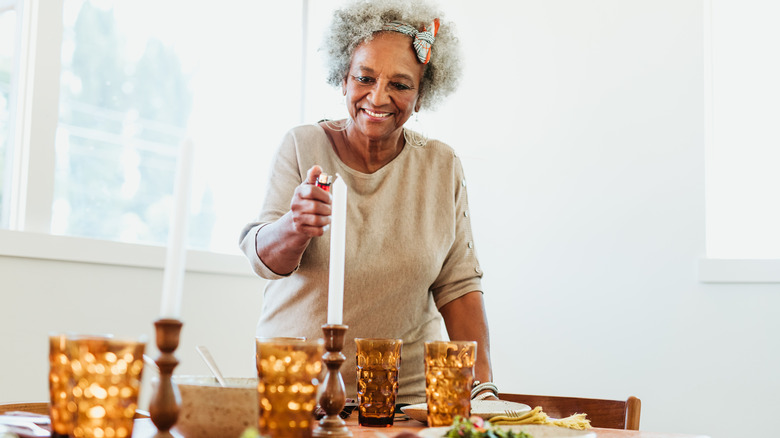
[498,393,641,430]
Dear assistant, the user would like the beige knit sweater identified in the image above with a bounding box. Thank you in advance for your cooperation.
[239,124,482,403]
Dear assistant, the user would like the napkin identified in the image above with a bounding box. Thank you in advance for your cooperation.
[0,412,51,437]
[489,406,592,430]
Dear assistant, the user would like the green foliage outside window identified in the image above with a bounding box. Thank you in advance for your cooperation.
[57,1,215,248]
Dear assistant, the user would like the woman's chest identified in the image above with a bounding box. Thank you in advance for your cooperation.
[306,187,457,285]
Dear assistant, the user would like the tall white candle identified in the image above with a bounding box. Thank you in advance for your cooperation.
[160,138,194,318]
[327,174,348,325]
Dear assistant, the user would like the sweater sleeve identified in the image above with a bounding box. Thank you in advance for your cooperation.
[430,153,484,309]
[238,129,307,279]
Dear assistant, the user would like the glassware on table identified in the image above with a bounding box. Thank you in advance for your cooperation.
[49,334,76,438]
[355,338,403,427]
[424,340,477,427]
[256,338,325,438]
[61,335,146,438]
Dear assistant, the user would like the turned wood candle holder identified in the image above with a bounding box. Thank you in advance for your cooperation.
[313,324,352,438]
[149,318,182,438]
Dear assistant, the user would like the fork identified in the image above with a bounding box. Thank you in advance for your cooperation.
[504,409,524,418]
[487,406,542,424]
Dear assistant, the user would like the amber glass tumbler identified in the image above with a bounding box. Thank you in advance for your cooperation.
[355,338,402,427]
[67,335,146,438]
[256,338,324,438]
[424,340,476,427]
[49,334,76,438]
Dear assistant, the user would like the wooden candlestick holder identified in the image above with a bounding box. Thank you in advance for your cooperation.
[149,318,182,438]
[313,324,352,438]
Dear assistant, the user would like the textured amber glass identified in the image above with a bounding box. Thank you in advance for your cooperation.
[355,338,402,427]
[256,338,324,438]
[424,340,476,427]
[67,336,146,438]
[49,334,76,437]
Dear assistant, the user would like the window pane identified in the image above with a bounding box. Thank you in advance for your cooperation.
[0,7,18,229]
[707,0,780,258]
[55,0,302,253]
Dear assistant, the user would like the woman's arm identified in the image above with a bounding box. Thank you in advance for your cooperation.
[439,291,498,400]
[254,165,332,275]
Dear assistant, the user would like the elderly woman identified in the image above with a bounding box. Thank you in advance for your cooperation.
[239,0,495,404]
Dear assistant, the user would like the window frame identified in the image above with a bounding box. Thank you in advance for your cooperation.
[1,0,22,228]
[0,228,251,275]
[698,258,780,283]
[699,0,780,283]
[3,0,251,276]
[8,0,59,233]
[5,0,777,282]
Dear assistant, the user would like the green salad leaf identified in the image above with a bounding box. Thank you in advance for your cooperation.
[444,416,532,438]
[239,427,268,438]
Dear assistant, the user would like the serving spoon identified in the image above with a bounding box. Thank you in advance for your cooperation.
[143,354,158,371]
[195,345,227,387]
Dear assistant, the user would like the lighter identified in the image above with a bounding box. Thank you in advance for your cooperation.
[317,173,333,192]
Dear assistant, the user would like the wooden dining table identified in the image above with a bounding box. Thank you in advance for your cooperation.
[131,417,712,438]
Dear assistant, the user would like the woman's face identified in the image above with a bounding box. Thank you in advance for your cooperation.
[343,32,424,143]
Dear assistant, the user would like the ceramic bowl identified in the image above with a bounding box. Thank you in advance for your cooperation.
[173,376,258,438]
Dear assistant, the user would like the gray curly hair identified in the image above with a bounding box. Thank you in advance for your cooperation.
[321,0,462,111]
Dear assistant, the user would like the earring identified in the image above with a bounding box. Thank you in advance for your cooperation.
[323,118,351,132]
[403,127,427,147]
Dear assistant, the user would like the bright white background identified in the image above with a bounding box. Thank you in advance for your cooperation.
[1,2,779,438]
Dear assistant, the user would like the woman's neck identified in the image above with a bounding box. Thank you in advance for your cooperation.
[326,121,405,174]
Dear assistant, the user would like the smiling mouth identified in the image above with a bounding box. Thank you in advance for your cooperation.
[363,109,392,118]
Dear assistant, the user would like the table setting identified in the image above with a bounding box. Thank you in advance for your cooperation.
[0,164,710,438]
[0,280,714,438]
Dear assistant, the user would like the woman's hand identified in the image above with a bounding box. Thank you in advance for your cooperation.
[289,165,333,237]
[253,165,333,275]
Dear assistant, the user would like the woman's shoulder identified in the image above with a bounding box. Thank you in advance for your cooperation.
[285,123,327,142]
[275,124,330,155]
[406,129,461,163]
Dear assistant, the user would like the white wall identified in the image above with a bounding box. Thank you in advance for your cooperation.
[2,2,779,438]
[424,2,778,438]
[0,248,264,410]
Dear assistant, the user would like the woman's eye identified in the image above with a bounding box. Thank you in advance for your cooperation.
[352,75,374,84]
[392,82,412,91]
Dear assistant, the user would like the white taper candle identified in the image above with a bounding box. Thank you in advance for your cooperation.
[160,138,194,318]
[327,174,348,325]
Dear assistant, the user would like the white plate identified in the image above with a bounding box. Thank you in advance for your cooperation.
[418,424,597,438]
[401,400,532,424]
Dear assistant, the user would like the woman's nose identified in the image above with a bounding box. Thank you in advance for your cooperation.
[368,83,391,106]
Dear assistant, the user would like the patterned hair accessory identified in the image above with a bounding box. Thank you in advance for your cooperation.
[381,18,440,64]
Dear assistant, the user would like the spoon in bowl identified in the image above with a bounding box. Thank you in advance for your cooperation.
[195,345,227,387]
[143,354,158,372]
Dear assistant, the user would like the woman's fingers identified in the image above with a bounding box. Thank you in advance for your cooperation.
[293,198,332,223]
[291,206,331,237]
[302,165,332,202]
[295,224,329,237]
[296,181,332,204]
[290,165,332,236]
[305,165,323,185]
